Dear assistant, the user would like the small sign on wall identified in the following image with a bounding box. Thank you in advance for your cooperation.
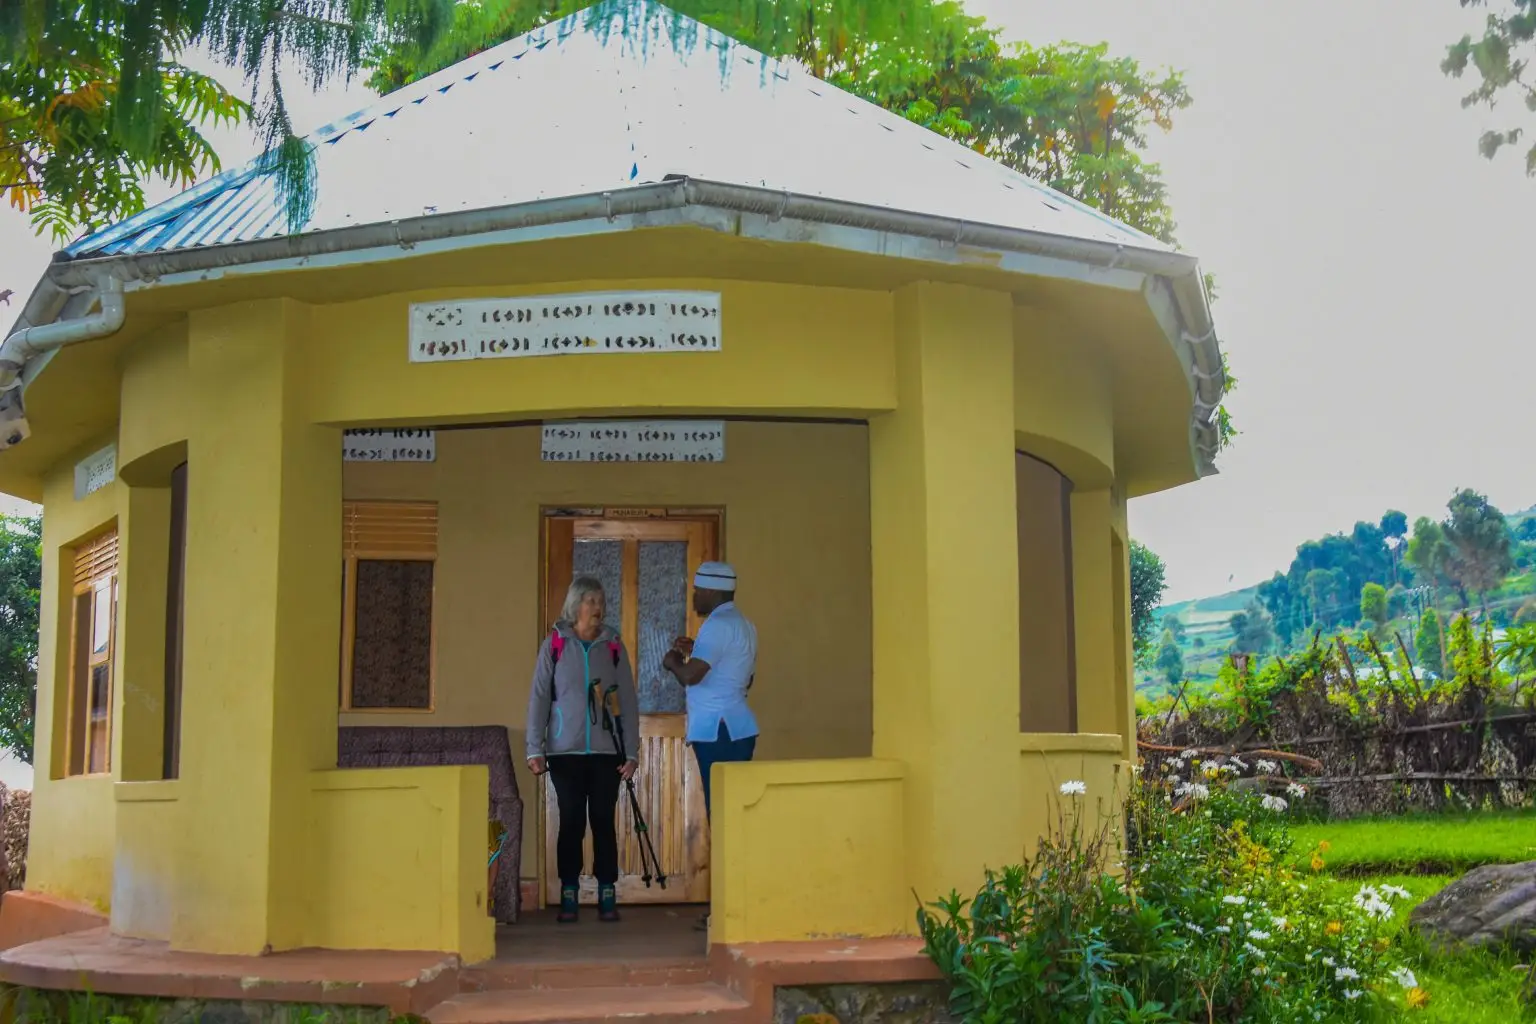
[74,444,116,500]
[541,421,725,463]
[408,291,722,363]
[343,429,436,462]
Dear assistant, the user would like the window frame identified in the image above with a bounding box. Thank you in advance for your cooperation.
[67,528,119,777]
[340,500,439,713]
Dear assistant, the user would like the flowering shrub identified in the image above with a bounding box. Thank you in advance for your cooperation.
[918,756,1425,1022]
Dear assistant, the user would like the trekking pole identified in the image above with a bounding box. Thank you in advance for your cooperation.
[604,687,668,889]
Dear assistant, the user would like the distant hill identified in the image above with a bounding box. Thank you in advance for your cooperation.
[1138,503,1536,700]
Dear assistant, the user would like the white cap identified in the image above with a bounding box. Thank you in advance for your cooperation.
[693,561,737,592]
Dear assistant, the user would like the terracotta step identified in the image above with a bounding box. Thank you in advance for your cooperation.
[426,983,753,1023]
[459,956,711,992]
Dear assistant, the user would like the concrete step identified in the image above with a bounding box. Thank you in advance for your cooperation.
[426,983,753,1023]
[459,955,711,992]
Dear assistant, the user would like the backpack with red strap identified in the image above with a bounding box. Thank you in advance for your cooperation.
[549,628,622,671]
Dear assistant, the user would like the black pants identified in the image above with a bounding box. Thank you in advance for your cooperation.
[547,753,623,888]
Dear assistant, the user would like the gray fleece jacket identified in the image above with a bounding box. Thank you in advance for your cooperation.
[525,621,641,762]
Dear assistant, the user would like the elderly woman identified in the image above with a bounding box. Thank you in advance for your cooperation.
[526,576,640,923]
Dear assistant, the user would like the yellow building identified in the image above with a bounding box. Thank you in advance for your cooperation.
[0,0,1223,1006]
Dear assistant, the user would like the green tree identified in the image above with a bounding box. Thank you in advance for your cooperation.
[1442,0,1536,174]
[1406,516,1455,599]
[1228,599,1275,656]
[0,517,41,764]
[1380,510,1409,540]
[1442,488,1515,613]
[1154,628,1184,686]
[2,0,454,239]
[1129,539,1167,661]
[1415,608,1447,677]
[1359,581,1390,642]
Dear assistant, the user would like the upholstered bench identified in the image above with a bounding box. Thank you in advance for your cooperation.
[337,725,523,925]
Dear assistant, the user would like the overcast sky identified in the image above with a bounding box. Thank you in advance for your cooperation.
[2,0,1532,606]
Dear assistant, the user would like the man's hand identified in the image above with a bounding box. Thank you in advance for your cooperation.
[672,636,694,656]
[619,759,637,781]
[527,756,548,776]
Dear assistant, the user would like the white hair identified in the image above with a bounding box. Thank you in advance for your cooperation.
[561,575,606,624]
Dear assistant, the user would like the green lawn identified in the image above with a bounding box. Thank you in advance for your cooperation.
[1291,809,1536,875]
[1298,812,1536,1020]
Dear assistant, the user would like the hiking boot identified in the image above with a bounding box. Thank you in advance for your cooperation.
[598,884,620,923]
[557,885,579,924]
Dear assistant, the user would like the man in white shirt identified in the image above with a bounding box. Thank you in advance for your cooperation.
[662,561,757,930]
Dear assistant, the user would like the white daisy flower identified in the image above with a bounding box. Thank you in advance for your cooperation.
[1343,989,1362,1001]
[1390,966,1418,989]
[1380,884,1411,901]
[1223,894,1247,906]
[1059,780,1087,796]
[1336,966,1360,981]
[1255,759,1279,774]
[1248,928,1271,940]
[1180,749,1198,759]
[1260,795,1289,812]
[1286,782,1308,798]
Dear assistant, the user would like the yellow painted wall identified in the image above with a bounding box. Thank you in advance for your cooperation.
[308,280,896,426]
[28,447,120,909]
[111,781,180,939]
[1014,305,1114,488]
[1018,734,1127,858]
[308,767,494,960]
[117,323,188,471]
[711,758,907,943]
[342,421,873,881]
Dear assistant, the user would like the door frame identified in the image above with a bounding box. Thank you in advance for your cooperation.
[534,506,725,907]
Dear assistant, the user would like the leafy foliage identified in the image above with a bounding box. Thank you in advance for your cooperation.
[918,765,1422,1022]
[1442,0,1536,174]
[0,517,40,765]
[1360,582,1390,641]
[1229,600,1277,656]
[1441,488,1514,610]
[1155,628,1184,686]
[0,16,246,242]
[1,0,452,239]
[1130,540,1168,660]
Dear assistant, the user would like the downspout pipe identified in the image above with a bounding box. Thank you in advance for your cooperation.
[0,277,124,390]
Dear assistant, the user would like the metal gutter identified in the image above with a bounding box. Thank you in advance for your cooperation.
[5,176,1225,470]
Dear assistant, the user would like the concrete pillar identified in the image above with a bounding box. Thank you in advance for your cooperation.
[869,282,1020,903]
[173,299,341,954]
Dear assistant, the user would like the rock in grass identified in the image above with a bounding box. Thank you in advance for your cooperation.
[1409,861,1536,955]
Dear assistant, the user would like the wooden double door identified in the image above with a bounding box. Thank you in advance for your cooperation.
[540,511,719,905]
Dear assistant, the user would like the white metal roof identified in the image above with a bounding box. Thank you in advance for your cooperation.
[66,0,1174,260]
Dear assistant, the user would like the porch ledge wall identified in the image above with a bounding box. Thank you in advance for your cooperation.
[711,758,907,945]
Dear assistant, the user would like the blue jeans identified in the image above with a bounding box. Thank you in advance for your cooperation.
[691,721,757,820]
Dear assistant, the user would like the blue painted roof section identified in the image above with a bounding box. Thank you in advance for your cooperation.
[64,0,1172,260]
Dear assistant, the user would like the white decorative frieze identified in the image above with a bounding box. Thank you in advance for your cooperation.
[74,444,116,499]
[541,421,725,463]
[408,290,721,362]
[343,429,436,462]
